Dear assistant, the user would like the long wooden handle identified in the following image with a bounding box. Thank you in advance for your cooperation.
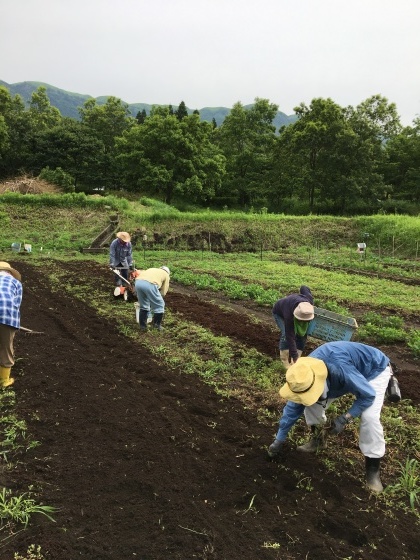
[19,326,45,335]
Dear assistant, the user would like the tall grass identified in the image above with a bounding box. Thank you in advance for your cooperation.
[2,193,419,257]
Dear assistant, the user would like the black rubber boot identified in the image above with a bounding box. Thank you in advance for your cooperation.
[267,439,284,458]
[365,457,383,493]
[153,313,164,330]
[139,309,149,331]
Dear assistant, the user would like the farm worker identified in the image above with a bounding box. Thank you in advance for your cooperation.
[109,232,134,296]
[272,286,314,369]
[0,262,23,388]
[267,341,391,493]
[133,266,170,331]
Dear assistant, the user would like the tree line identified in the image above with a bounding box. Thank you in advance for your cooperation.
[0,85,419,215]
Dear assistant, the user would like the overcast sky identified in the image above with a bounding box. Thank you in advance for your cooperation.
[1,0,419,125]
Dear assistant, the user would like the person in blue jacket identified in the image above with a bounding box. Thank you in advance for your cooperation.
[272,286,314,370]
[267,341,392,493]
[109,232,134,295]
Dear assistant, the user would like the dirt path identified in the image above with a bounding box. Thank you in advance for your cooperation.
[2,261,419,560]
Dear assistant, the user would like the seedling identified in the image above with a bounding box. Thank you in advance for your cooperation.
[0,488,56,528]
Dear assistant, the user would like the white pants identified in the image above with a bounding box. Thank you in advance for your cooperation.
[303,366,391,458]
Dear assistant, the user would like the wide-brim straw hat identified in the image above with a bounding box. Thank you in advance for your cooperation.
[116,231,131,242]
[0,261,21,282]
[279,357,328,406]
[293,302,315,321]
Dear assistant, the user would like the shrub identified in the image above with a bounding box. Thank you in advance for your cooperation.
[39,167,75,193]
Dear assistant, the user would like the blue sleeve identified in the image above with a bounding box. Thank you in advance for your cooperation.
[344,370,376,417]
[275,401,305,441]
[127,243,133,266]
[109,240,117,266]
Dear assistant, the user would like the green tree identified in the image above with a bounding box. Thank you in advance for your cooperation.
[382,118,420,203]
[271,96,402,214]
[175,101,188,121]
[29,118,106,189]
[0,115,9,164]
[28,86,62,130]
[136,109,147,124]
[0,87,32,177]
[215,98,278,207]
[351,94,402,140]
[116,112,225,204]
[79,96,135,186]
[79,96,134,153]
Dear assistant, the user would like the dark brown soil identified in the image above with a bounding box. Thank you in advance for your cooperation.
[2,260,419,560]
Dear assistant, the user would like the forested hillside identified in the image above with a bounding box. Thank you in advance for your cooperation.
[0,82,419,216]
[0,79,296,128]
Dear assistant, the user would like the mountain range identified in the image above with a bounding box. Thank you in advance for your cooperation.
[0,80,297,129]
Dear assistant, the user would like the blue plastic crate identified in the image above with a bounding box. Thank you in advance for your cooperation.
[307,307,358,342]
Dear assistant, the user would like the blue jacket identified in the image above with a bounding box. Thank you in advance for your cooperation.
[276,342,390,441]
[109,238,133,268]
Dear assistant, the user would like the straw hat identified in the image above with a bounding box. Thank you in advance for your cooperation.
[0,261,21,282]
[279,357,328,406]
[161,266,170,275]
[116,232,131,242]
[293,302,314,321]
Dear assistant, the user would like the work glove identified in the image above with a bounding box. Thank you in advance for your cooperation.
[330,414,351,435]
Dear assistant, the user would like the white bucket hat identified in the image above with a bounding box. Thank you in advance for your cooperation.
[160,266,170,275]
[116,231,131,242]
[293,302,314,321]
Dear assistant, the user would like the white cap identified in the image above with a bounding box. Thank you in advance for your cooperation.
[161,266,170,275]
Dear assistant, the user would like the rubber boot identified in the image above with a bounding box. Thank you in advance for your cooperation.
[267,439,284,458]
[365,457,383,493]
[139,309,149,331]
[0,366,14,388]
[297,425,326,453]
[153,313,164,331]
[279,350,290,370]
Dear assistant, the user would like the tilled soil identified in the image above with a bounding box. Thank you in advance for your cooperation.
[2,260,419,560]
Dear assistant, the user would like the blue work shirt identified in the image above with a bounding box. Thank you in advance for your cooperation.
[109,238,133,268]
[276,342,390,441]
[0,273,23,329]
